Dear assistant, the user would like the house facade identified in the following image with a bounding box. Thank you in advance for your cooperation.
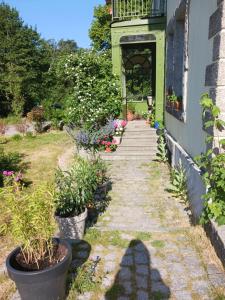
[110,0,166,121]
[108,0,225,219]
[165,0,225,219]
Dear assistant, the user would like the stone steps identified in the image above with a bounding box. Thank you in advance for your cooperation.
[100,121,158,161]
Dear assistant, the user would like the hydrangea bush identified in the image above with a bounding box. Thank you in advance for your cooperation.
[59,50,122,129]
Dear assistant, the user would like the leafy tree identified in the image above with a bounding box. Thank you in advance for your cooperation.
[89,4,112,51]
[57,39,78,54]
[0,3,52,116]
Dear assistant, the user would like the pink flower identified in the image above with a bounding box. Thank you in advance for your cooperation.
[3,170,14,176]
[112,139,116,144]
[106,142,111,146]
[121,120,127,128]
[15,172,23,182]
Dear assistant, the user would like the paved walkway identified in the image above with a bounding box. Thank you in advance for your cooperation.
[70,160,225,300]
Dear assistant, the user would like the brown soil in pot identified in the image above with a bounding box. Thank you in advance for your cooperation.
[15,242,67,272]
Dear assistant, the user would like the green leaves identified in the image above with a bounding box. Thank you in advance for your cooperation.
[1,183,55,268]
[169,164,188,202]
[156,134,168,163]
[55,157,107,217]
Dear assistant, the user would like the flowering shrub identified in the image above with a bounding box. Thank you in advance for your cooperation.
[2,170,23,188]
[59,50,122,129]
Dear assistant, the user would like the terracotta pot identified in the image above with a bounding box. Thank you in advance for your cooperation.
[127,111,134,121]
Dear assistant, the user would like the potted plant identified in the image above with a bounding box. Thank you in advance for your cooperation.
[127,103,136,121]
[175,96,183,111]
[113,119,127,145]
[1,183,72,300]
[55,157,98,239]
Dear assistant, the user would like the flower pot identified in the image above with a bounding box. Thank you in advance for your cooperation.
[113,136,122,145]
[6,239,72,300]
[55,208,88,240]
[127,111,134,121]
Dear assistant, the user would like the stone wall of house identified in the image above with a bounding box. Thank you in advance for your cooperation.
[165,0,217,159]
[206,0,225,146]
[164,0,218,219]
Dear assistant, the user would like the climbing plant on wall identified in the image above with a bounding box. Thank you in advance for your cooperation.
[196,94,225,225]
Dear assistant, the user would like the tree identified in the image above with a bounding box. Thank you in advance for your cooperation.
[57,39,78,54]
[89,4,112,51]
[0,3,51,116]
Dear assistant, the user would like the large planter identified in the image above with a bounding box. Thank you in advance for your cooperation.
[55,208,88,240]
[6,239,72,300]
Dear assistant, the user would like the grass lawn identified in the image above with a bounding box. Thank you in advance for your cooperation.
[2,131,74,185]
[0,130,74,299]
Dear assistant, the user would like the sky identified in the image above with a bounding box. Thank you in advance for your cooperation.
[3,0,105,48]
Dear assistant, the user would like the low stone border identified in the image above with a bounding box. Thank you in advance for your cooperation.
[205,220,225,268]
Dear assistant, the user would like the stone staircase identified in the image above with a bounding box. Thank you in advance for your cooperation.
[101,120,158,161]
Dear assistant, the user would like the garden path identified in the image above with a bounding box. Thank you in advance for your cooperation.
[71,158,225,299]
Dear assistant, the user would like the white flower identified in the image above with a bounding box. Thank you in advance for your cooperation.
[208,199,213,205]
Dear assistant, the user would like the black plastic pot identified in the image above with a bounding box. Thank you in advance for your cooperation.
[6,239,72,300]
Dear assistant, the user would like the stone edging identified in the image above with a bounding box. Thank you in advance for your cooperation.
[205,220,225,269]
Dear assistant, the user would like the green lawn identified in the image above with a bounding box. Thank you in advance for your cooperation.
[2,131,74,185]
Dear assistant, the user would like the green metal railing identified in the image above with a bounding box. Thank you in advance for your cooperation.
[112,0,166,20]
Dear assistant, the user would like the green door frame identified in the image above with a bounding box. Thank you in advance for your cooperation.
[111,18,166,121]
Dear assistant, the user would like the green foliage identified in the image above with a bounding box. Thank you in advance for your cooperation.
[169,164,188,202]
[68,259,101,297]
[11,134,22,141]
[200,154,225,225]
[27,106,45,133]
[156,134,168,163]
[0,183,55,269]
[0,148,24,186]
[127,103,136,114]
[89,4,111,51]
[55,157,100,217]
[63,50,122,129]
[151,240,165,248]
[0,3,52,117]
[197,94,225,225]
[167,93,177,102]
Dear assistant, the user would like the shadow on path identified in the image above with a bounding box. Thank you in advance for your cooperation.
[105,239,170,300]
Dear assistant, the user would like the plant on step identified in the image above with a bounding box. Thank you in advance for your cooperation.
[196,94,225,225]
[169,164,188,202]
[156,134,168,163]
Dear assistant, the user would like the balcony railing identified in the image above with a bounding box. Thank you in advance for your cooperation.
[112,0,166,20]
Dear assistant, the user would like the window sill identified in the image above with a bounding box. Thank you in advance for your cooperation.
[166,106,184,122]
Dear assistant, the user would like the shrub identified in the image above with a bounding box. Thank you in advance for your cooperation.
[27,106,45,133]
[0,184,55,269]
[61,50,122,129]
[55,157,99,218]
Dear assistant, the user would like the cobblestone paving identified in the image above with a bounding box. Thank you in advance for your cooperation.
[71,161,225,300]
[11,161,225,300]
